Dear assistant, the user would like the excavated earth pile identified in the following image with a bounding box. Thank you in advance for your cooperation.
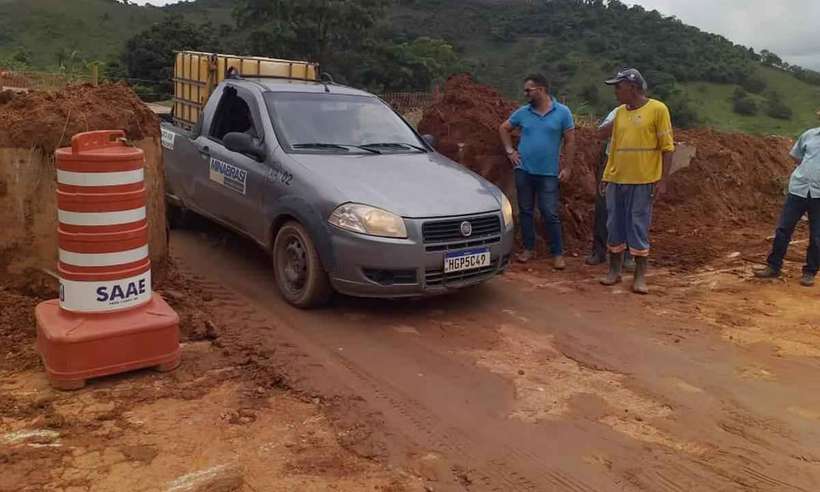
[0,83,167,284]
[419,74,795,268]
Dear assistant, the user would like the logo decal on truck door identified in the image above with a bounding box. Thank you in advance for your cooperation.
[209,157,248,195]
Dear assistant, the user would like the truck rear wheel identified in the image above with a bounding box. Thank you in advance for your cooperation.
[167,203,188,229]
[273,221,332,308]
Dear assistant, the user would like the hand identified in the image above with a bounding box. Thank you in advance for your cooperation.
[507,151,521,167]
[559,167,571,183]
[653,181,668,199]
[599,181,607,197]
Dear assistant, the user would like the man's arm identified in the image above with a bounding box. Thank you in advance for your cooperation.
[499,119,521,166]
[559,129,576,182]
[656,151,673,194]
[597,107,618,139]
[654,104,676,197]
[790,133,805,167]
[597,122,614,140]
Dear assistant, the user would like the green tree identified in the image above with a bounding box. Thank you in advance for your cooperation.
[233,0,389,74]
[354,37,464,91]
[765,92,793,120]
[233,0,458,91]
[733,97,758,116]
[740,74,767,94]
[578,83,600,105]
[666,94,701,128]
[121,15,220,100]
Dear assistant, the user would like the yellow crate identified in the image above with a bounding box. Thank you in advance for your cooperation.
[172,51,319,130]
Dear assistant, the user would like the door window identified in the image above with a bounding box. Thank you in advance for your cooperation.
[209,86,261,141]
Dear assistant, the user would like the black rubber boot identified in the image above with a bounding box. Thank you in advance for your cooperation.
[585,251,606,266]
[623,254,636,273]
[632,256,649,294]
[600,252,623,286]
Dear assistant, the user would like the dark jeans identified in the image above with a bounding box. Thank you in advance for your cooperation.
[592,189,608,257]
[767,192,820,276]
[515,169,563,255]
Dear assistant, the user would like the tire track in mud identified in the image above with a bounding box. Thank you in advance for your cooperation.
[327,341,593,492]
[172,250,597,491]
[171,229,820,492]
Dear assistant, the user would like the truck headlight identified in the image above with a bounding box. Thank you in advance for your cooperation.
[501,194,514,231]
[329,203,408,239]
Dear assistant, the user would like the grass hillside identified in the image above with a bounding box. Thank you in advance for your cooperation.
[0,0,231,67]
[0,0,818,135]
[451,37,820,137]
[684,67,820,136]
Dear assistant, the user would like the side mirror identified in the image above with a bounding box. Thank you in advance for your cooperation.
[224,132,265,161]
[422,134,437,148]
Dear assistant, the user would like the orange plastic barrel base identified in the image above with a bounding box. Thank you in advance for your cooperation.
[35,294,180,391]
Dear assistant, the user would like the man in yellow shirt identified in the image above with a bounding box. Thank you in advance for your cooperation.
[598,68,675,294]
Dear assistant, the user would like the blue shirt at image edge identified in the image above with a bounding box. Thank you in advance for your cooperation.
[789,127,820,198]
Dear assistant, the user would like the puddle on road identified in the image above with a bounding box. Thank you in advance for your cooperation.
[465,324,707,454]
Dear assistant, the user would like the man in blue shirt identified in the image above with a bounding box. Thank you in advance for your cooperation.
[499,74,576,269]
[755,120,820,286]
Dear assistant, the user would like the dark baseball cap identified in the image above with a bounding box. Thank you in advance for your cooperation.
[605,68,647,90]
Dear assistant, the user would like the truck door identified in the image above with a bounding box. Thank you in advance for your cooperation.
[198,85,268,237]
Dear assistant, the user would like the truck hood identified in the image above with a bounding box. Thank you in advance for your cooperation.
[288,152,502,218]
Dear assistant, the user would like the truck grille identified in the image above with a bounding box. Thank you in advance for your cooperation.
[422,215,501,245]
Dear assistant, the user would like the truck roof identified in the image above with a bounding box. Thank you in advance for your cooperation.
[232,78,376,98]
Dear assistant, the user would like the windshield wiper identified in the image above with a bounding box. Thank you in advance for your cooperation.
[292,143,381,154]
[360,142,427,152]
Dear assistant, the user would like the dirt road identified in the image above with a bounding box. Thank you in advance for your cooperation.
[171,221,820,492]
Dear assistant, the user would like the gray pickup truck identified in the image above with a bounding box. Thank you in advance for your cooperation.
[161,77,514,307]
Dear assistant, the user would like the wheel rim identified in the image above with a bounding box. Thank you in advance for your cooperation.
[279,233,308,295]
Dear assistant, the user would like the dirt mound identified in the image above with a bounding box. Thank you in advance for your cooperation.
[418,74,602,252]
[653,129,793,268]
[419,75,794,267]
[0,83,167,288]
[0,82,159,150]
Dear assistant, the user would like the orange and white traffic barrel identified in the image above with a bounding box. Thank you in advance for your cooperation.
[55,130,152,313]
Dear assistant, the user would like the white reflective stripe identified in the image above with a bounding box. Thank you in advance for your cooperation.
[59,269,152,313]
[57,168,144,187]
[616,147,658,152]
[59,245,149,267]
[58,207,146,226]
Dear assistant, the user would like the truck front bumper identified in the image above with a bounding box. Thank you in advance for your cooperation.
[326,221,514,299]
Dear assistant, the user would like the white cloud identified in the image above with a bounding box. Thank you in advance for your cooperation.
[628,0,820,70]
[129,0,179,5]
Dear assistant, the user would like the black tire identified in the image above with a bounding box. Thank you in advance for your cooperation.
[273,221,332,308]
[167,203,188,230]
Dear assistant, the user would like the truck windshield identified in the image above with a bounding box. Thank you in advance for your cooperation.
[264,93,426,153]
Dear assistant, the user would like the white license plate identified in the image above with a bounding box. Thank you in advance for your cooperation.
[444,248,491,273]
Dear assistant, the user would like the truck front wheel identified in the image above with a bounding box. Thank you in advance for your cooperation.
[273,221,332,308]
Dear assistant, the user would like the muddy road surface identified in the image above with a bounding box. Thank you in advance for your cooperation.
[171,220,820,492]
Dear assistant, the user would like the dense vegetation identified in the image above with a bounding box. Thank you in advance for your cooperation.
[1,0,818,134]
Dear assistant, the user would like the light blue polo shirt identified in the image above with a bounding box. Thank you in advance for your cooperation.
[789,127,820,198]
[509,99,574,176]
[599,107,619,156]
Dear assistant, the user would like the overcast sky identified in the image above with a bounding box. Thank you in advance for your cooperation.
[134,0,820,71]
